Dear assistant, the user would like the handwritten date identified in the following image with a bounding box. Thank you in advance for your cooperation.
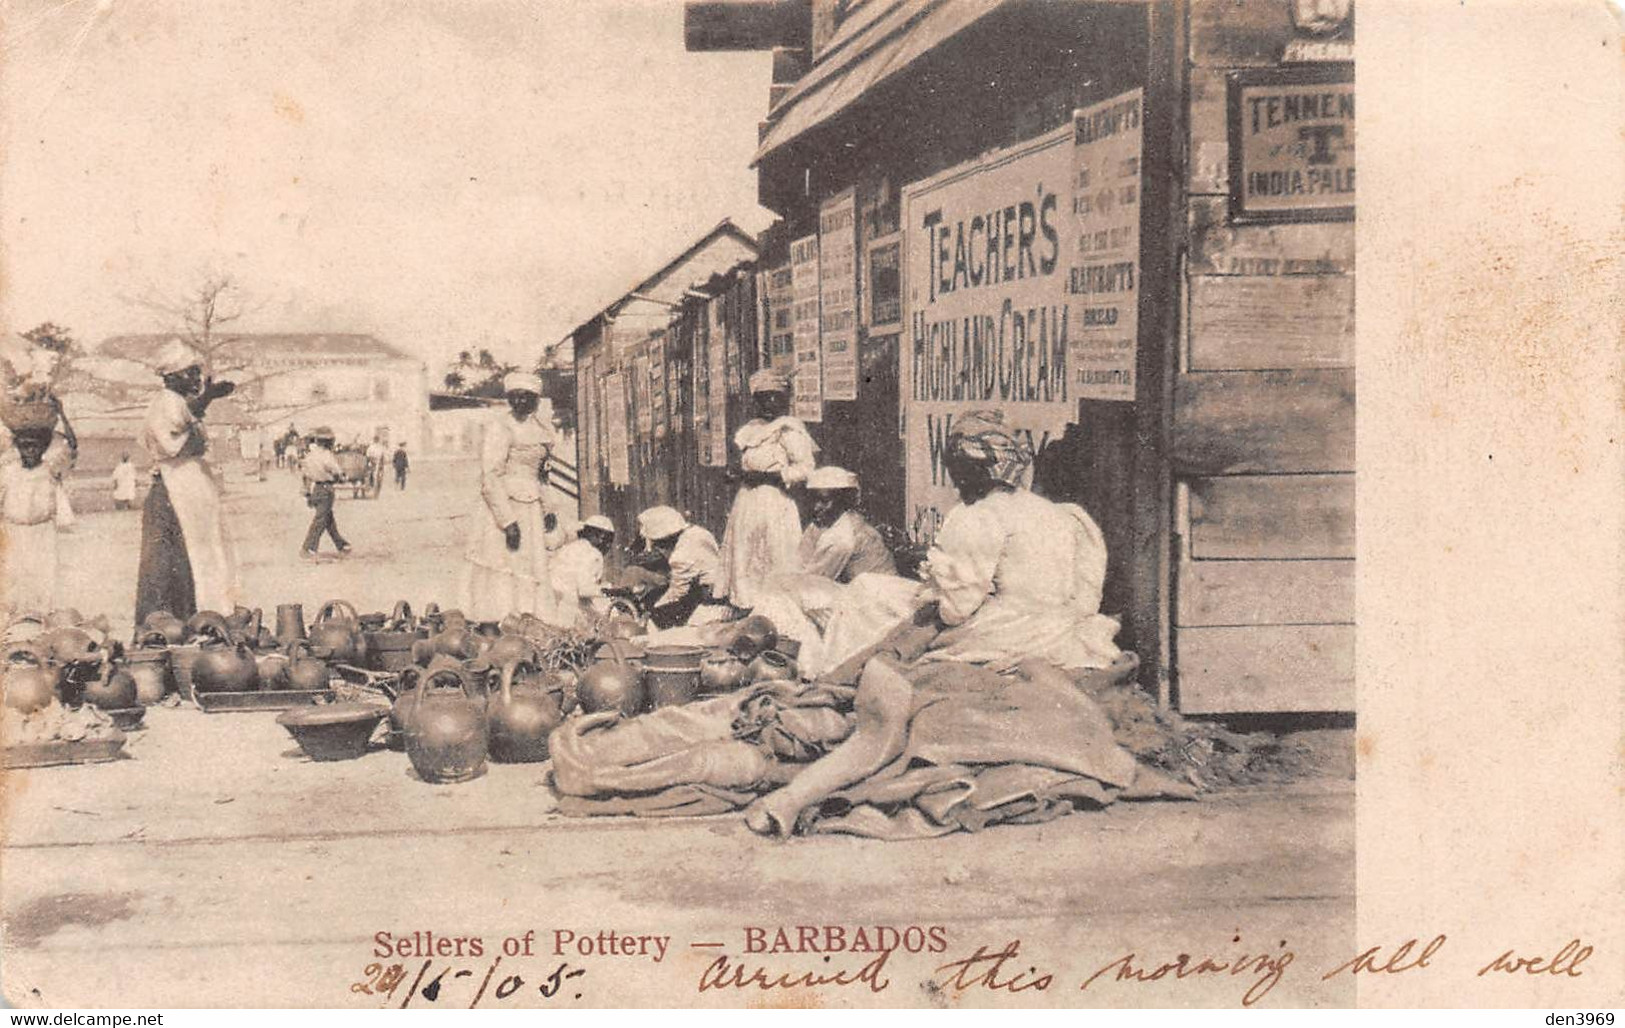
[352,956,586,1008]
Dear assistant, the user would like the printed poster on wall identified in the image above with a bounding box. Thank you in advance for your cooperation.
[818,188,859,402]
[603,370,629,486]
[1227,64,1354,223]
[790,233,822,422]
[900,123,1076,544]
[764,261,795,377]
[1071,88,1143,401]
[631,349,651,458]
[648,332,668,440]
[706,297,729,466]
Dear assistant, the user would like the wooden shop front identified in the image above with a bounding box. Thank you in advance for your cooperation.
[682,0,1354,714]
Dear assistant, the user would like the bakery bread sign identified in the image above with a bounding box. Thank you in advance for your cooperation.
[1227,64,1354,223]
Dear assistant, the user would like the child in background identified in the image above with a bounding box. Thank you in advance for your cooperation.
[110,452,138,510]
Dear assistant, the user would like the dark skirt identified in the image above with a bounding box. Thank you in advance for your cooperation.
[135,475,196,625]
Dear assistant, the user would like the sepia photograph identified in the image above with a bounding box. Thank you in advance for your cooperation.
[0,0,1617,1014]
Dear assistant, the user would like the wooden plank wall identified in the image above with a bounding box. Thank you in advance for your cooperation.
[1174,0,1354,715]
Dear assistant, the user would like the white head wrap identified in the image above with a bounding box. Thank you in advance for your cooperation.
[806,466,860,492]
[503,372,544,396]
[637,505,688,541]
[581,515,615,535]
[153,337,203,376]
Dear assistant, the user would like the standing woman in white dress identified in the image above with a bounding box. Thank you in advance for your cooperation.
[719,369,818,610]
[463,373,558,623]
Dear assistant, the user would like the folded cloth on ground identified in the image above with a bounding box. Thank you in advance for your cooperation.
[548,681,854,800]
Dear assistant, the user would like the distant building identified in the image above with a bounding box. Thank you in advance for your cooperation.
[97,333,429,453]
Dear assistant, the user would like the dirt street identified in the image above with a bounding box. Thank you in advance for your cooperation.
[4,457,1356,1008]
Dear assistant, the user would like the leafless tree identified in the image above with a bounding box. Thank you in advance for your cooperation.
[119,273,266,375]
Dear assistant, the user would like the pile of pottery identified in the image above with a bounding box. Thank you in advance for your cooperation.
[0,610,148,732]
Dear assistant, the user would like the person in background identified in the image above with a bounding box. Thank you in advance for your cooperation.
[916,409,1121,672]
[110,452,138,510]
[299,426,351,560]
[719,368,817,610]
[549,514,616,629]
[0,420,76,622]
[632,505,728,630]
[797,466,896,582]
[239,425,265,481]
[392,443,409,490]
[365,436,386,487]
[463,373,557,622]
[135,338,238,623]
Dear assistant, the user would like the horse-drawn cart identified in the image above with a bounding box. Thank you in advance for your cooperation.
[303,447,382,499]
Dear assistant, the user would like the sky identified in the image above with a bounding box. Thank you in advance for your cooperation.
[0,0,775,371]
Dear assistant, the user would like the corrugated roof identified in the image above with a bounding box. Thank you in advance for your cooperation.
[99,333,416,365]
[753,0,1017,165]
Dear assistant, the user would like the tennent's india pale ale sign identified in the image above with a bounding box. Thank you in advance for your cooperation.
[1227,64,1355,223]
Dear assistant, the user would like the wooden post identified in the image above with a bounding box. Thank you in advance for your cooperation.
[1134,0,1185,708]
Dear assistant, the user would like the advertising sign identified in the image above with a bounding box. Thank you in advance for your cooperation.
[866,234,902,330]
[901,124,1076,544]
[764,262,795,376]
[648,332,668,440]
[603,370,629,486]
[790,233,822,422]
[1071,88,1144,401]
[819,188,859,402]
[707,297,729,466]
[1227,64,1355,223]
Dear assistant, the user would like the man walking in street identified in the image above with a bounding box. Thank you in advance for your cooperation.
[299,426,351,560]
[392,442,409,491]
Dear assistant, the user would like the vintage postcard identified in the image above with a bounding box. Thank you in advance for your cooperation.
[0,0,1619,1012]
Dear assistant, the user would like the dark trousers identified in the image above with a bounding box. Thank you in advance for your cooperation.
[394,467,408,490]
[301,483,349,553]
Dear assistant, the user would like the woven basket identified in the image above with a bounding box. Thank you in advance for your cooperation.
[0,398,57,433]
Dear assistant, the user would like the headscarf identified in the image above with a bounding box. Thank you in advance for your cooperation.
[748,368,790,395]
[580,515,615,535]
[806,466,860,493]
[153,337,203,376]
[947,409,1034,487]
[502,372,544,396]
[636,505,688,542]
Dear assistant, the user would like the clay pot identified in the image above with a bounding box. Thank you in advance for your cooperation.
[482,634,537,669]
[125,650,171,704]
[309,600,367,665]
[642,645,705,709]
[729,615,778,661]
[2,648,57,713]
[142,611,189,646]
[387,668,420,750]
[699,649,747,694]
[191,624,258,694]
[274,604,307,648]
[404,666,488,783]
[42,626,101,666]
[186,610,231,643]
[487,660,566,763]
[577,660,645,718]
[744,649,799,686]
[282,641,329,692]
[84,662,138,710]
[43,608,83,630]
[278,702,385,762]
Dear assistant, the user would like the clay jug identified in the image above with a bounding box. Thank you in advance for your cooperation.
[744,648,798,686]
[2,645,56,713]
[191,623,259,693]
[274,604,307,648]
[404,666,488,783]
[187,610,230,643]
[729,614,778,660]
[141,611,188,646]
[699,649,747,694]
[387,667,421,750]
[487,659,565,763]
[309,600,367,665]
[282,640,329,692]
[125,649,171,704]
[84,659,138,710]
[42,626,101,666]
[576,660,645,717]
[482,633,536,669]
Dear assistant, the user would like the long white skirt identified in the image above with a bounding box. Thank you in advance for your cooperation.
[719,483,801,610]
[463,499,556,623]
[0,520,56,622]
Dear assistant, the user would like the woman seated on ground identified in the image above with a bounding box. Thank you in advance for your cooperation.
[914,409,1121,673]
[629,506,731,630]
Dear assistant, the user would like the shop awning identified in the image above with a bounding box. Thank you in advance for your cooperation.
[752,0,1019,165]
